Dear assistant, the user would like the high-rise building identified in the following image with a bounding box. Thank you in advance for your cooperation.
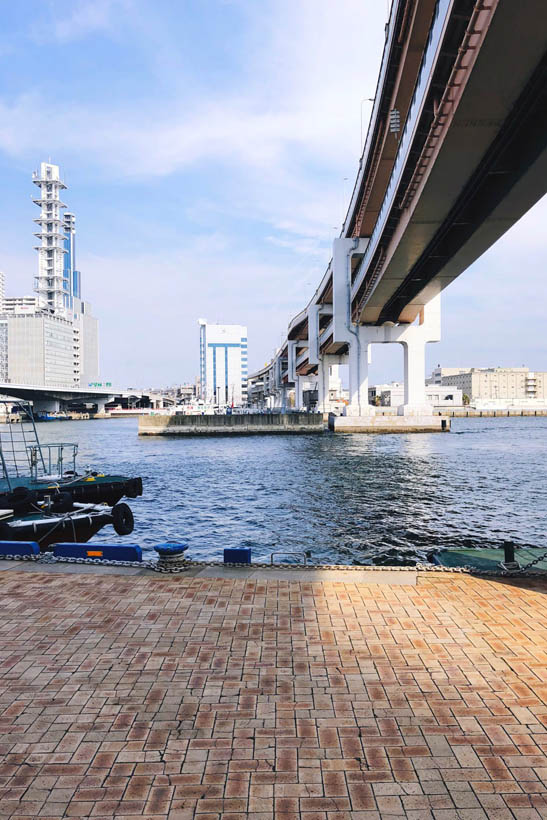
[63,212,81,306]
[198,319,248,406]
[0,163,99,388]
[32,162,70,317]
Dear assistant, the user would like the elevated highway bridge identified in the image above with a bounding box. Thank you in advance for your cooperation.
[249,0,547,417]
[0,383,173,414]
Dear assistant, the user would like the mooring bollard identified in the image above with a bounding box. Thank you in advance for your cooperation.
[154,542,189,569]
[499,541,519,572]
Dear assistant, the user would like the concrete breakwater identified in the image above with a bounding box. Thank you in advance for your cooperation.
[138,411,324,436]
[329,413,450,433]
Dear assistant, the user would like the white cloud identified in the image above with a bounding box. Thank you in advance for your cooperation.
[0,0,386,239]
[45,0,132,41]
[2,0,546,383]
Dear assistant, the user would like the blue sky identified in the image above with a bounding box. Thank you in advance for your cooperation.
[1,0,546,388]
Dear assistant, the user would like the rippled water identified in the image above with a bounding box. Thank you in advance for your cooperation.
[37,416,547,563]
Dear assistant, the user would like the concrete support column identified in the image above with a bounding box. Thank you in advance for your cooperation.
[347,328,374,416]
[95,399,107,414]
[294,376,304,411]
[287,341,297,383]
[400,339,427,413]
[329,363,341,393]
[317,360,329,413]
[398,291,441,416]
[317,355,344,412]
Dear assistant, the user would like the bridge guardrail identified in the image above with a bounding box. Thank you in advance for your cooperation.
[351,0,452,303]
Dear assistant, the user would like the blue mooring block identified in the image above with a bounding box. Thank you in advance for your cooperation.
[0,541,40,557]
[53,543,142,562]
[154,542,188,557]
[224,548,251,564]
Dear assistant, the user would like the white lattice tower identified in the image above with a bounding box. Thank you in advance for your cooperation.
[32,162,68,317]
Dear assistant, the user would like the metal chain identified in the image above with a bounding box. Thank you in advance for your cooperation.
[0,554,418,573]
[510,549,547,573]
[0,553,545,576]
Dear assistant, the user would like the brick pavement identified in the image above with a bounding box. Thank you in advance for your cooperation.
[0,569,546,819]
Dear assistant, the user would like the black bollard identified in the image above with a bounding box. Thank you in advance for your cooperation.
[500,541,519,572]
[504,542,515,564]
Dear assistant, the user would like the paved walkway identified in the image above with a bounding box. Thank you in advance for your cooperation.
[0,569,546,819]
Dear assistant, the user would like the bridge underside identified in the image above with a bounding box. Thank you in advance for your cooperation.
[353,1,547,324]
[249,0,547,419]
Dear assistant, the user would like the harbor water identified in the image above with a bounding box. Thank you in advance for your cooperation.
[38,416,547,564]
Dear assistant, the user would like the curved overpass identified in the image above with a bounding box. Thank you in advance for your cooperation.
[249,0,547,416]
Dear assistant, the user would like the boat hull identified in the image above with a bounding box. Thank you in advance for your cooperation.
[0,475,143,510]
[0,511,114,550]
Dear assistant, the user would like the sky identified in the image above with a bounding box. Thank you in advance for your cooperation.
[0,0,546,389]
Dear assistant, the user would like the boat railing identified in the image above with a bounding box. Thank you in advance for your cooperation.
[27,443,78,481]
[0,401,46,486]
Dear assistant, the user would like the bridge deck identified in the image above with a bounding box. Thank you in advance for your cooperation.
[0,567,546,818]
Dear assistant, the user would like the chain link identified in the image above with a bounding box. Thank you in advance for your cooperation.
[0,552,546,576]
[509,549,547,574]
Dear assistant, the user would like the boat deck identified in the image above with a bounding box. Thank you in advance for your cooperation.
[0,565,546,819]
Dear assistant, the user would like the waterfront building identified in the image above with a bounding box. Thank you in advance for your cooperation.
[438,366,547,403]
[198,319,248,406]
[0,163,99,388]
[369,381,462,407]
[6,313,75,386]
[427,366,471,385]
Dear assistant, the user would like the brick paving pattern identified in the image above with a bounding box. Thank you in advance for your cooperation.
[0,570,546,819]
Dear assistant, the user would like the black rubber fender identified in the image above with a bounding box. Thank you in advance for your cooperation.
[112,502,134,536]
[7,486,39,514]
[124,477,143,498]
[51,492,73,514]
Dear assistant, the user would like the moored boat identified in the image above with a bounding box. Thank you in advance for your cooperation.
[0,501,134,550]
[0,401,142,548]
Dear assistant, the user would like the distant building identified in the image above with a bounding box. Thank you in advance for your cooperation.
[63,212,82,307]
[3,296,38,315]
[6,314,75,387]
[427,366,471,385]
[0,320,7,383]
[438,367,547,403]
[0,163,99,388]
[369,381,462,407]
[199,319,248,406]
[426,385,463,406]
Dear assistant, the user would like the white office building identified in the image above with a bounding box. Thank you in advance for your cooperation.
[199,320,248,406]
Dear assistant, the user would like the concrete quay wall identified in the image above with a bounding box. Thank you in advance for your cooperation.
[139,412,325,436]
[437,407,547,418]
[329,414,450,433]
